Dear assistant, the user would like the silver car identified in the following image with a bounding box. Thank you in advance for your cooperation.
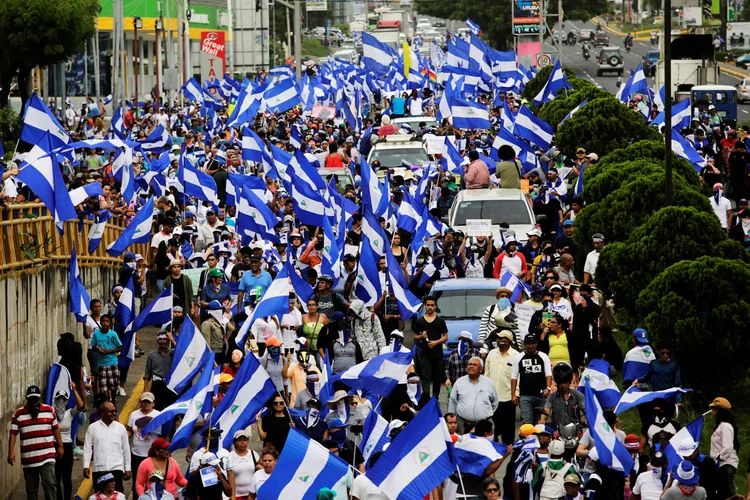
[737,79,750,103]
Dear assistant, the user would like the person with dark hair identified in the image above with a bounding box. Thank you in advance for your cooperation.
[464,149,491,189]
[632,341,681,398]
[255,395,293,453]
[541,313,571,366]
[708,397,739,499]
[482,476,501,499]
[413,296,448,399]
[494,144,522,189]
[541,363,586,430]
[570,284,600,371]
[593,327,623,372]
[90,314,122,402]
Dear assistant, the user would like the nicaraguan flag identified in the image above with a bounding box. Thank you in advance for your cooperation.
[263,78,302,114]
[329,347,415,397]
[450,96,491,130]
[69,247,91,322]
[455,433,508,476]
[137,124,172,153]
[236,187,279,244]
[88,210,109,254]
[169,353,218,451]
[499,270,530,303]
[385,245,422,321]
[130,285,173,333]
[115,276,137,363]
[512,105,554,150]
[560,99,589,126]
[583,382,633,474]
[45,363,76,408]
[362,32,398,74]
[21,94,70,150]
[16,132,78,234]
[111,104,126,138]
[368,397,456,499]
[290,125,303,149]
[466,18,481,35]
[581,359,621,409]
[68,183,104,207]
[441,136,465,175]
[614,386,691,414]
[396,189,423,233]
[664,415,704,472]
[360,410,390,463]
[165,316,211,394]
[622,345,656,383]
[178,152,219,203]
[106,196,155,256]
[226,83,265,129]
[213,353,278,449]
[671,129,707,172]
[241,127,264,162]
[180,77,205,104]
[360,157,389,217]
[650,97,691,131]
[533,60,572,106]
[235,264,294,347]
[258,428,350,499]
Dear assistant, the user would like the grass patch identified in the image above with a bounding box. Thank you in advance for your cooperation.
[610,330,749,494]
[620,22,663,32]
[302,37,329,58]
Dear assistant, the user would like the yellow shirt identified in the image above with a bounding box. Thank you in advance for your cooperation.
[484,347,520,402]
[548,333,571,365]
[287,363,322,404]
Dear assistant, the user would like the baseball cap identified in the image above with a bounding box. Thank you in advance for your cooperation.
[97,473,116,486]
[524,334,537,344]
[151,437,170,450]
[632,328,649,345]
[327,418,350,431]
[708,397,731,410]
[564,474,581,485]
[139,392,155,402]
[219,373,234,384]
[390,330,405,339]
[563,220,574,227]
[200,452,221,466]
[233,429,250,440]
[25,385,42,399]
[519,424,538,437]
[592,233,605,243]
[549,440,565,456]
[624,434,641,450]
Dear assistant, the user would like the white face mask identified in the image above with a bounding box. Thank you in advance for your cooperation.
[742,218,750,232]
[127,262,137,269]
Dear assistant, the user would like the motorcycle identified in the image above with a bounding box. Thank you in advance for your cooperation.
[582,45,590,60]
[650,35,658,46]
[624,41,633,52]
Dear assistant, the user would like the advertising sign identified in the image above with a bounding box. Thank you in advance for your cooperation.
[307,0,328,11]
[513,0,541,35]
[200,31,226,84]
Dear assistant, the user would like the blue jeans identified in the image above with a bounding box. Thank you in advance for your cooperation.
[519,395,546,424]
[156,279,165,291]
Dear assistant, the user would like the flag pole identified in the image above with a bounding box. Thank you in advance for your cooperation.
[276,388,294,425]
[455,464,467,498]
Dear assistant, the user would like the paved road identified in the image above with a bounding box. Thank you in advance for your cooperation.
[548,20,750,118]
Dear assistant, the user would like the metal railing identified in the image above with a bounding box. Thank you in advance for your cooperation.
[0,203,149,273]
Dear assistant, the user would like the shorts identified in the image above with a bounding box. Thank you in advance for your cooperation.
[98,365,120,393]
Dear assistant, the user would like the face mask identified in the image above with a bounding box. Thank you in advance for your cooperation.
[742,218,750,231]
[127,262,137,269]
[407,382,421,405]
[458,339,470,359]
[268,347,281,362]
[306,380,320,395]
[27,399,41,418]
[481,134,488,142]
[305,408,320,428]
[331,428,347,448]
[297,352,311,367]
[54,399,67,421]
[336,400,348,420]
[544,247,554,256]
[150,482,165,498]
[497,298,511,310]
[417,257,425,265]
[714,189,722,205]
[391,337,402,352]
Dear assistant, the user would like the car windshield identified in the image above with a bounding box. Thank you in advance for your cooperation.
[595,33,607,38]
[647,51,659,60]
[429,289,498,319]
[321,172,353,193]
[453,199,533,225]
[369,148,428,167]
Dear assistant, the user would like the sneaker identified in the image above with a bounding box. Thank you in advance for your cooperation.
[117,387,126,397]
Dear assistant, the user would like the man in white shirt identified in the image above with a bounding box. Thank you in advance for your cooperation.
[83,402,131,493]
[351,451,389,500]
[709,182,732,230]
[196,209,221,251]
[583,233,605,286]
[484,330,520,444]
[126,392,161,498]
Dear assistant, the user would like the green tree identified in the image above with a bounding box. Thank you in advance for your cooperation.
[521,65,578,105]
[583,159,699,204]
[554,97,661,157]
[572,172,711,253]
[636,257,750,398]
[596,207,746,323]
[537,86,612,129]
[0,0,99,108]
[0,106,22,159]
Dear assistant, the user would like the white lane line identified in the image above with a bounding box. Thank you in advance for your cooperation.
[743,109,749,114]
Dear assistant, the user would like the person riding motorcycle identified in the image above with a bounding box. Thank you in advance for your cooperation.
[624,33,634,50]
[539,363,587,461]
[582,42,590,60]
[566,31,577,45]
[650,30,658,46]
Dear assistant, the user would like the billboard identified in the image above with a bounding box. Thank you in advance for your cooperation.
[307,0,328,11]
[513,0,541,35]
[200,31,226,83]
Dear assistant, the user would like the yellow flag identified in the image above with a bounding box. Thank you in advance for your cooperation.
[402,41,411,78]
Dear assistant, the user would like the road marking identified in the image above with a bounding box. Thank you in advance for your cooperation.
[743,109,749,114]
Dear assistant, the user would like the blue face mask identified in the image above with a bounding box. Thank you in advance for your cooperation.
[458,339,470,359]
[331,428,347,448]
[497,298,511,309]
[392,337,402,352]
[267,347,281,362]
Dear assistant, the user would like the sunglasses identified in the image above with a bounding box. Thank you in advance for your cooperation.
[273,401,285,406]
[485,488,499,493]
[659,351,671,356]
[549,320,559,324]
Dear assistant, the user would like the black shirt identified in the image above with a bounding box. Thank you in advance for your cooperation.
[339,440,365,470]
[516,352,548,396]
[262,413,291,453]
[172,274,187,307]
[184,467,226,500]
[231,263,252,281]
[413,316,448,359]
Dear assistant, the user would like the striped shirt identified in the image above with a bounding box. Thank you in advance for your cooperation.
[10,404,59,468]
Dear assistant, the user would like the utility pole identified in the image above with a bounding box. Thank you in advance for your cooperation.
[664,0,673,205]
[539,0,545,67]
[558,0,563,64]
[228,0,235,76]
[277,0,302,78]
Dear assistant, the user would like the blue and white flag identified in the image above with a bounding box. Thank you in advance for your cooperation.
[441,136,465,175]
[449,96,491,130]
[69,247,91,322]
[614,386,692,414]
[130,285,173,333]
[360,157,389,217]
[103,94,113,105]
[360,410,391,462]
[512,105,554,150]
[396,189,423,234]
[651,97,691,131]
[581,359,621,409]
[21,94,70,150]
[241,127,265,163]
[45,363,75,408]
[235,264,293,347]
[263,78,302,114]
[362,32,398,74]
[115,276,137,362]
[622,345,656,383]
[355,233,384,306]
[165,316,211,394]
[178,152,219,203]
[236,187,280,244]
[226,84,264,129]
[289,126,303,149]
[455,433,508,476]
[499,270,530,303]
[466,18,481,35]
[258,428,350,499]
[329,348,415,397]
[181,77,205,104]
[106,196,155,256]
[560,99,589,126]
[629,64,650,96]
[583,382,633,474]
[68,183,104,207]
[533,60,572,106]
[385,245,422,321]
[213,353,278,449]
[367,398,456,500]
[16,132,78,234]
[137,124,172,153]
[664,415,704,472]
[168,352,218,451]
[671,129,707,172]
[111,104,125,138]
[88,210,109,254]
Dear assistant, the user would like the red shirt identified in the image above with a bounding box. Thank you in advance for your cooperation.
[10,403,59,468]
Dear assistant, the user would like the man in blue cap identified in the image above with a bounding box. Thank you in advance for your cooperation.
[622,328,656,387]
[324,418,365,473]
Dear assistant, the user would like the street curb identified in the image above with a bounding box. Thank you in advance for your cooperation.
[720,65,748,79]
[73,379,145,500]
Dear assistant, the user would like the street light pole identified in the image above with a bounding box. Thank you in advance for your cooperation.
[133,17,142,118]
[539,0,545,67]
[664,0,673,205]
[156,19,163,107]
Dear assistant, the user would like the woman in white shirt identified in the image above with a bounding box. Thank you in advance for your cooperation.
[459,236,494,279]
[708,397,739,499]
[228,430,260,500]
[248,449,278,500]
[549,284,573,320]
[55,384,85,500]
[279,297,302,354]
